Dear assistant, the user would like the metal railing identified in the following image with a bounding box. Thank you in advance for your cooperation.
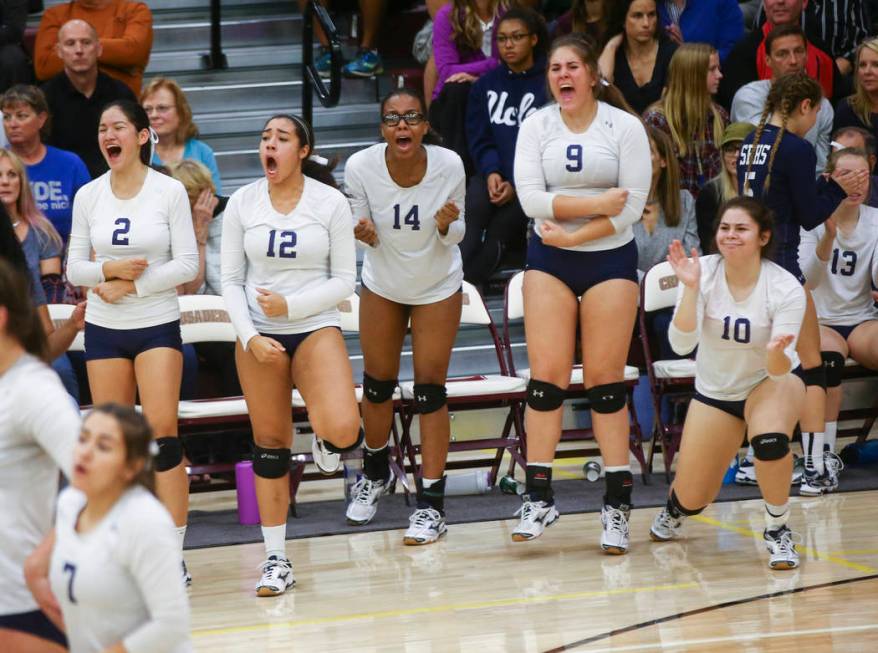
[202,0,228,69]
[301,0,342,127]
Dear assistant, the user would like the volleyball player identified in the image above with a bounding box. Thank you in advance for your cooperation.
[798,147,878,494]
[66,100,198,584]
[222,114,361,596]
[512,34,651,553]
[25,404,192,653]
[344,88,465,543]
[0,258,80,652]
[650,198,807,570]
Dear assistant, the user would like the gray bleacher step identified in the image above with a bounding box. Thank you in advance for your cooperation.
[152,14,300,52]
[195,103,382,138]
[147,43,303,75]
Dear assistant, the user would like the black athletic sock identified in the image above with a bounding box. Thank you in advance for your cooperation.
[417,476,446,514]
[525,464,554,505]
[363,444,390,482]
[604,470,633,511]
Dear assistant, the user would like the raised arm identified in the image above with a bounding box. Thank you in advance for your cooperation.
[666,240,703,356]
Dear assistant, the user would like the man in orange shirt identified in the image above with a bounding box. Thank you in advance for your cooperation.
[34,0,153,96]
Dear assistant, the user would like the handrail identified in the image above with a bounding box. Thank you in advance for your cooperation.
[203,0,228,70]
[301,0,342,128]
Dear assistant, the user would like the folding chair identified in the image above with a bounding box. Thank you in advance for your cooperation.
[637,262,696,481]
[397,281,528,486]
[502,272,649,479]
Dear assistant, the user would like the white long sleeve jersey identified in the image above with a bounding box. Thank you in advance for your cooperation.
[50,487,192,653]
[668,255,806,401]
[513,101,651,251]
[345,144,465,304]
[221,176,357,347]
[798,206,878,326]
[0,354,79,617]
[66,169,199,329]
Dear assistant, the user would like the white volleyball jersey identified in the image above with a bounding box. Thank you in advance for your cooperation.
[221,176,356,347]
[344,144,465,304]
[50,487,192,653]
[668,255,806,401]
[67,169,199,329]
[798,206,878,326]
[0,354,79,617]
[513,101,651,252]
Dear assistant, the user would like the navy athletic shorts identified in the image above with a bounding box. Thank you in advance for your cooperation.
[692,392,746,420]
[260,327,340,359]
[825,322,872,341]
[526,236,638,297]
[0,609,67,646]
[84,320,183,361]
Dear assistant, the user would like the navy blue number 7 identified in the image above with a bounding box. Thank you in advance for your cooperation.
[111,218,131,246]
[565,144,583,172]
[63,562,77,603]
[266,230,297,258]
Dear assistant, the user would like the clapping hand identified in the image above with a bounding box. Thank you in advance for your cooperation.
[666,239,700,288]
[766,333,795,355]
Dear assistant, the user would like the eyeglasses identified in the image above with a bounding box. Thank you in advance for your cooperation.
[143,104,175,115]
[497,32,531,45]
[381,111,425,127]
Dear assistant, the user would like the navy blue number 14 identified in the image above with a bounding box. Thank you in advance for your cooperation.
[393,204,420,230]
[266,230,297,258]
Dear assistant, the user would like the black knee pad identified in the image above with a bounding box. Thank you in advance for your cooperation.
[412,384,447,414]
[526,379,565,411]
[323,428,365,453]
[586,382,627,414]
[798,364,827,389]
[822,351,845,388]
[154,437,183,472]
[670,490,705,516]
[750,432,790,461]
[253,446,292,479]
[363,373,397,403]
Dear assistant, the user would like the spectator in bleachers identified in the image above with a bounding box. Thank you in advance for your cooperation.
[141,78,222,194]
[657,0,744,62]
[832,126,878,205]
[719,0,841,109]
[694,121,754,251]
[1,84,91,245]
[597,0,677,116]
[302,0,387,78]
[34,0,153,96]
[833,38,878,145]
[644,43,728,197]
[0,0,32,93]
[731,24,833,174]
[550,0,609,44]
[430,0,508,175]
[461,6,547,285]
[42,19,137,179]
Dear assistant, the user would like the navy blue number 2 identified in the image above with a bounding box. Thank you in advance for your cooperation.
[266,230,297,258]
[831,249,857,276]
[392,204,420,230]
[63,562,77,603]
[722,316,751,343]
[565,144,583,172]
[111,217,131,246]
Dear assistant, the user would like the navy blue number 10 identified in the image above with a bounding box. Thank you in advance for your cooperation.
[722,316,751,343]
[266,230,297,258]
[111,218,131,245]
[565,144,583,172]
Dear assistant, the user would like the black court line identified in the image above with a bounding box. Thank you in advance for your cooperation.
[544,572,878,652]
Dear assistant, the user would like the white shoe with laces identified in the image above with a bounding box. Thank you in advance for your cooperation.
[823,451,844,492]
[511,498,559,542]
[649,507,684,542]
[403,507,447,545]
[311,436,341,475]
[763,526,801,570]
[255,555,295,596]
[181,560,192,588]
[345,471,395,525]
[601,505,630,555]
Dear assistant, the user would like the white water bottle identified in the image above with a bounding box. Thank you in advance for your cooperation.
[444,470,490,496]
[343,455,363,501]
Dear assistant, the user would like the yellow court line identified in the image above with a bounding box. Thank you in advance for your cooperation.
[192,581,698,638]
[828,549,878,556]
[691,514,877,574]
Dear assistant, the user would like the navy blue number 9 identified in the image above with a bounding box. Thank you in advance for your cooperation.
[266,230,297,258]
[565,144,583,172]
[63,562,77,603]
[721,316,751,343]
[111,218,131,246]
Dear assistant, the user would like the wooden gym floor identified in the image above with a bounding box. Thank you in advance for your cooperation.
[185,489,878,652]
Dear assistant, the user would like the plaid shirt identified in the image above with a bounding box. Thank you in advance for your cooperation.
[757,0,871,60]
[643,105,729,197]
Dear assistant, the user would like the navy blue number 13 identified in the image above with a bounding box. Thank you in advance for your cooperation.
[266,230,297,258]
[112,218,131,245]
[566,144,583,172]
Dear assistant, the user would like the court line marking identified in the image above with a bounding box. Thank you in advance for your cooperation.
[192,581,699,638]
[692,514,877,573]
[546,572,878,652]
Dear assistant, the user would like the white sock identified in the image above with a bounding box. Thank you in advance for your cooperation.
[365,440,389,453]
[803,432,825,473]
[764,501,789,532]
[528,462,553,468]
[422,477,441,489]
[604,465,631,473]
[261,524,287,559]
[175,525,187,552]
[745,445,755,463]
[824,421,838,454]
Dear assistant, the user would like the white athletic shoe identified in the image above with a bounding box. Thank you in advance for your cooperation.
[734,458,758,485]
[311,436,341,475]
[345,471,395,525]
[763,526,800,570]
[255,555,295,596]
[511,498,560,542]
[649,508,684,542]
[181,560,192,588]
[799,468,831,496]
[601,505,630,555]
[823,451,844,493]
[402,508,447,545]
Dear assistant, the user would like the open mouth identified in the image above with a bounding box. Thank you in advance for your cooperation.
[395,135,413,149]
[559,83,575,101]
[265,156,278,173]
[106,144,122,162]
